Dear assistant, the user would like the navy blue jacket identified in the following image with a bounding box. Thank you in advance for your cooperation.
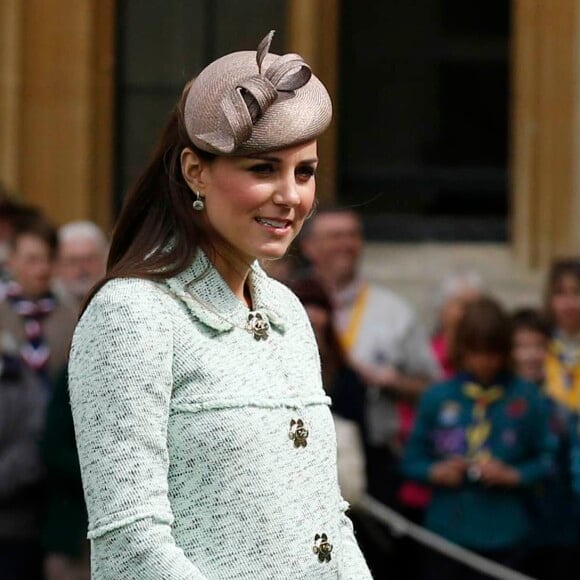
[402,373,552,550]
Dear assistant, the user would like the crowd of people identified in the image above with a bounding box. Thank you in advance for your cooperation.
[275,207,580,580]
[0,193,107,580]
[1,191,579,579]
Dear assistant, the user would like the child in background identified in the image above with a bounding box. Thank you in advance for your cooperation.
[511,309,550,387]
[544,259,580,574]
[402,298,551,580]
[511,307,579,580]
[544,259,580,412]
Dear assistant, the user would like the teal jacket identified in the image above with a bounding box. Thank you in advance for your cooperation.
[401,373,552,551]
[68,251,372,580]
[530,393,578,547]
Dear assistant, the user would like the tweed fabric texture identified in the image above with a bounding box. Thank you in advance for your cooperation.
[184,31,332,156]
[68,251,372,579]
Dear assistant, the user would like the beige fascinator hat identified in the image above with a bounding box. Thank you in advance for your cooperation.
[184,31,332,156]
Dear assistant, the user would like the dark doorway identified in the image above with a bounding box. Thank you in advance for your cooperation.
[338,0,510,241]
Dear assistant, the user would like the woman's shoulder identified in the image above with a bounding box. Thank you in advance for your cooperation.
[92,277,164,303]
[78,277,171,330]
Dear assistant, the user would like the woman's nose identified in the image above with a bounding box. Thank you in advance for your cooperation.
[273,175,301,206]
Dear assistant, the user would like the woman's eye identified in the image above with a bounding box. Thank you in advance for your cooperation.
[296,166,316,180]
[249,163,274,175]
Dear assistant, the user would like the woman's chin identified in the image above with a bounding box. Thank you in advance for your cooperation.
[255,245,290,261]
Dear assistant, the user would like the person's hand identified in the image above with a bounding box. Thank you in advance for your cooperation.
[355,363,401,391]
[478,458,520,487]
[428,456,468,487]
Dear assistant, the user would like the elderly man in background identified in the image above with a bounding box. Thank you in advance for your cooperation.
[55,221,108,309]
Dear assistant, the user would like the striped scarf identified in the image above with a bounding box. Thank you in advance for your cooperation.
[5,281,55,385]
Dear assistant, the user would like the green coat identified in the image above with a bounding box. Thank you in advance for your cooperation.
[68,251,371,579]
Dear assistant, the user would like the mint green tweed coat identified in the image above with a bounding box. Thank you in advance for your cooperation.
[68,251,372,579]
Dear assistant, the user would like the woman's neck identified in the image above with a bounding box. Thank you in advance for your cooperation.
[205,243,253,307]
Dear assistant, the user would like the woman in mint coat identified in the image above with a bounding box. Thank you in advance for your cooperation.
[68,32,372,580]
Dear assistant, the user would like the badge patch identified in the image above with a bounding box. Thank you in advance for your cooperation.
[501,428,517,446]
[439,401,461,426]
[506,397,528,419]
[432,427,467,456]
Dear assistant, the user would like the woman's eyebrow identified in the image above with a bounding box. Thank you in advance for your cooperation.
[246,155,319,164]
[247,155,281,162]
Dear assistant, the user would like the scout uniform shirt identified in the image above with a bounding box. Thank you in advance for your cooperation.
[546,333,580,523]
[401,372,552,551]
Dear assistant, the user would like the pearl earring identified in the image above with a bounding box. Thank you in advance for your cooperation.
[192,191,205,211]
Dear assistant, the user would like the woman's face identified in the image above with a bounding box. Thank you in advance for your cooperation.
[187,141,318,266]
[550,274,580,335]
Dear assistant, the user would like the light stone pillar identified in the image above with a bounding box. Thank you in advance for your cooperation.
[286,0,340,203]
[0,0,22,194]
[0,0,115,230]
[512,0,580,267]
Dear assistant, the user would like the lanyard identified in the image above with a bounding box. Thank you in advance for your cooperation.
[462,382,504,460]
[546,339,580,410]
[338,283,370,353]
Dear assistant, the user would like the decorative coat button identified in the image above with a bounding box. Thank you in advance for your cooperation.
[313,533,333,563]
[289,419,309,448]
[247,311,269,340]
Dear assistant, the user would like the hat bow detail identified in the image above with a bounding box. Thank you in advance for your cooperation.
[195,31,312,154]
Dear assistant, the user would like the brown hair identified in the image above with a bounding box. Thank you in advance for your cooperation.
[450,297,512,370]
[289,278,347,386]
[11,217,58,258]
[82,85,215,313]
[0,195,43,233]
[511,308,551,340]
[544,257,580,325]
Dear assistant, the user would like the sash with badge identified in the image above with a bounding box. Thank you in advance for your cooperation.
[545,337,580,411]
[462,382,504,481]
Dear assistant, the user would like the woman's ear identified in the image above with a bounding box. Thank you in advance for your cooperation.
[181,148,206,193]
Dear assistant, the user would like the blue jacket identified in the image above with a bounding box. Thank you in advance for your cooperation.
[528,394,577,547]
[401,373,552,550]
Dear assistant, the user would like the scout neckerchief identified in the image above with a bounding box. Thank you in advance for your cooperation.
[5,281,55,386]
[338,283,369,353]
[462,382,504,462]
[545,334,580,411]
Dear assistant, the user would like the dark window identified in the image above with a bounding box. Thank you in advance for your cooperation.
[338,0,510,241]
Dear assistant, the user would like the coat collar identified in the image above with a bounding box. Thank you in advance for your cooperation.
[161,250,286,335]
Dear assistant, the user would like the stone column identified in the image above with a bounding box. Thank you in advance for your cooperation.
[0,0,22,194]
[286,0,340,203]
[0,0,115,230]
[512,0,580,267]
